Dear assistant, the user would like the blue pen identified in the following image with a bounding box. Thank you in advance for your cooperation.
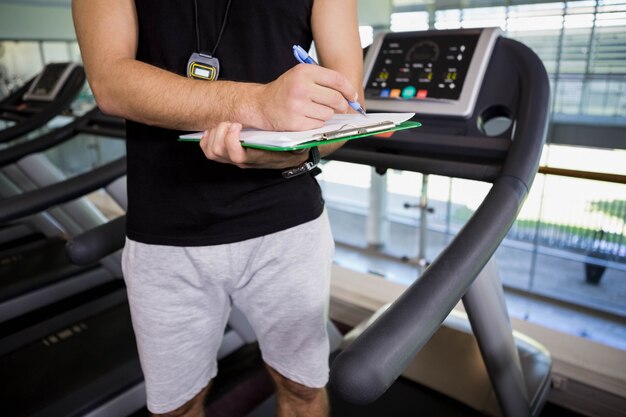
[293,45,367,117]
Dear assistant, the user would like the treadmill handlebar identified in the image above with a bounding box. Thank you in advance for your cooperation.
[0,108,103,169]
[327,148,502,183]
[499,38,550,190]
[329,38,550,405]
[330,177,527,404]
[0,157,126,224]
[66,215,127,265]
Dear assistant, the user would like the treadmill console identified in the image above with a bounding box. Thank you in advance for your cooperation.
[363,28,501,117]
[23,62,78,102]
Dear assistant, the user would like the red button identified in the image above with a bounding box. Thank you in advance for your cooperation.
[417,89,428,99]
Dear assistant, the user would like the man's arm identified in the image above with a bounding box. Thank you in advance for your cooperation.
[311,0,365,158]
[199,0,365,169]
[72,0,359,133]
[72,0,246,130]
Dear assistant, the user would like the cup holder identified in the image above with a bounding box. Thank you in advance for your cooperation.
[477,105,514,137]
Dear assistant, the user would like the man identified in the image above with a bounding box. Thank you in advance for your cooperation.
[72,0,364,416]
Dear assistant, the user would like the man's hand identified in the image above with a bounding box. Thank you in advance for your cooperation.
[252,64,359,132]
[199,122,310,170]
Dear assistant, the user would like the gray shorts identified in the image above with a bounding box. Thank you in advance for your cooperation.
[121,211,334,414]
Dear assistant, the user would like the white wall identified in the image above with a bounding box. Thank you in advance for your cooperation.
[0,3,75,41]
[0,3,77,96]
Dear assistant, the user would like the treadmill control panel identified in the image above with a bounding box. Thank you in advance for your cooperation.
[363,28,501,117]
[23,62,77,102]
[365,34,478,101]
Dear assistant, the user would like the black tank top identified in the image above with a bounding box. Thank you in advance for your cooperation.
[126,0,324,246]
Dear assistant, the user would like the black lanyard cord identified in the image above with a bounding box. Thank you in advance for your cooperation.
[193,0,233,57]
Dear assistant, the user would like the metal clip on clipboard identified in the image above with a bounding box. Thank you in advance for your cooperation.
[310,120,397,142]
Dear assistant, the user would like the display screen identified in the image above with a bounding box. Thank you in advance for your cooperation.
[23,62,77,102]
[365,32,480,101]
[30,63,71,96]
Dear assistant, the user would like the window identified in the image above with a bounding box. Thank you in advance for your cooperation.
[387,0,626,119]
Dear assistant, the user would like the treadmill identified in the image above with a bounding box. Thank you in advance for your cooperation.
[0,108,127,322]
[0,106,141,416]
[326,28,552,417]
[247,27,552,417]
[0,62,85,144]
[0,62,88,264]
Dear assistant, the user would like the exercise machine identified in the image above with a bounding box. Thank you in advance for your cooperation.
[0,62,85,143]
[0,108,126,321]
[328,28,551,417]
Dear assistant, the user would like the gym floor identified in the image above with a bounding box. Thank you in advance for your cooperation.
[127,341,586,417]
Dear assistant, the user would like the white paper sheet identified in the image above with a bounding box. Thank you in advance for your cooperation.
[179,112,415,147]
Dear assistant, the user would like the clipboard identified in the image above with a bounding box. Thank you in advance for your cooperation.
[239,120,421,151]
[178,112,421,152]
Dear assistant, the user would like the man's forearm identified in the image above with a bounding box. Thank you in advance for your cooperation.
[73,0,265,131]
[318,141,346,158]
[311,0,364,158]
[74,0,363,138]
[90,58,264,131]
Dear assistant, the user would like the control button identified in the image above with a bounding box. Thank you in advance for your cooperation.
[380,89,390,98]
[417,89,428,99]
[401,86,416,99]
[390,89,401,98]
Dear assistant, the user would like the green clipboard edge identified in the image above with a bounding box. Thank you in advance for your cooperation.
[178,120,422,152]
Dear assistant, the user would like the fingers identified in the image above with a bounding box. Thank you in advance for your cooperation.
[302,65,357,111]
[223,123,248,165]
[308,86,349,116]
[260,65,358,131]
[199,122,309,170]
[303,101,335,125]
[200,122,244,166]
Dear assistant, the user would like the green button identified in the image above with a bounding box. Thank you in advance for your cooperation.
[402,86,416,98]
